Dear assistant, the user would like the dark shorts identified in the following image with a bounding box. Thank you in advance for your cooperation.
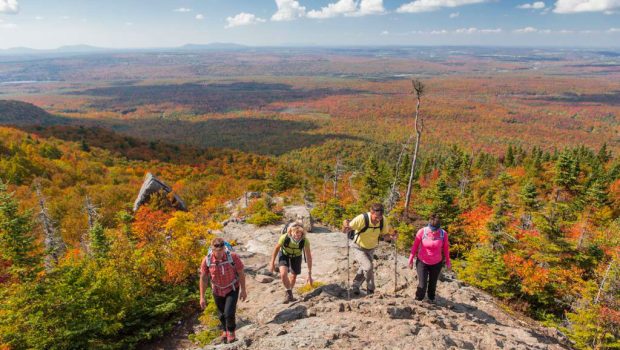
[278,252,302,275]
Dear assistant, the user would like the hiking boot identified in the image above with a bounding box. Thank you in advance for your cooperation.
[287,289,297,302]
[366,289,375,295]
[283,290,295,304]
[220,331,228,343]
[226,331,236,343]
[427,298,436,305]
[351,286,361,296]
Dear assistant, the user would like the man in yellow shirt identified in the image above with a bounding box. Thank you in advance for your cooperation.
[342,203,397,295]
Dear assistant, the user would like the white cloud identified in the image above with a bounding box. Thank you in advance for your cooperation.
[35,16,44,20]
[307,0,385,18]
[272,0,307,21]
[61,16,70,20]
[449,11,460,17]
[226,12,266,28]
[430,29,449,34]
[308,0,357,18]
[513,26,538,33]
[553,0,620,13]
[608,27,620,32]
[174,8,192,13]
[381,30,389,35]
[455,27,502,33]
[397,0,487,13]
[517,1,546,9]
[358,0,386,15]
[125,22,134,26]
[196,14,204,20]
[0,0,18,14]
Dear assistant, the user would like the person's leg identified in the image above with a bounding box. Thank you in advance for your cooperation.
[279,265,291,289]
[415,260,429,300]
[351,245,369,292]
[363,249,376,292]
[289,255,302,288]
[426,263,443,301]
[223,289,240,334]
[278,252,292,290]
[213,293,227,331]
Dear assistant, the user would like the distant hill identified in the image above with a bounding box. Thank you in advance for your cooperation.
[0,100,61,126]
[178,43,248,50]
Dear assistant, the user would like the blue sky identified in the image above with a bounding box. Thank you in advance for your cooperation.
[0,0,619,49]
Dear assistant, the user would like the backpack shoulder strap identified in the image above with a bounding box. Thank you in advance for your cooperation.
[282,222,291,235]
[226,249,235,266]
[359,212,370,234]
[282,234,291,247]
[379,218,384,232]
[206,249,213,268]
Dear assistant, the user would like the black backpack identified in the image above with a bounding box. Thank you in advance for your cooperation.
[349,212,384,242]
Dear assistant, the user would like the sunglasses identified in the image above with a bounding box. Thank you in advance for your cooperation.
[212,243,225,248]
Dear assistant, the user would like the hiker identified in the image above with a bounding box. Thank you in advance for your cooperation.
[269,222,313,304]
[200,237,247,344]
[408,213,451,303]
[342,203,397,295]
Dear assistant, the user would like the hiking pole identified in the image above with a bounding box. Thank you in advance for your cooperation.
[344,225,351,301]
[394,235,397,295]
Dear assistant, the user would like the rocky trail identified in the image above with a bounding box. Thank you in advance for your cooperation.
[147,206,572,350]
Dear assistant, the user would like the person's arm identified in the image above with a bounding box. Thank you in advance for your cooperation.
[408,230,422,268]
[382,220,397,242]
[199,259,209,309]
[270,243,282,273]
[443,232,451,269]
[233,254,247,301]
[304,242,313,286]
[238,268,247,301]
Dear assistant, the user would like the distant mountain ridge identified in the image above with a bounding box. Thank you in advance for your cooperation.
[0,100,61,126]
[0,43,248,55]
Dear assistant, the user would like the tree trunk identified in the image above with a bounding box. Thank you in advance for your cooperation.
[404,98,422,215]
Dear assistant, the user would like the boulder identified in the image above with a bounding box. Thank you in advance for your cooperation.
[283,205,313,232]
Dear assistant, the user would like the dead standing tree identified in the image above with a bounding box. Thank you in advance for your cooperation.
[404,79,425,216]
[35,182,66,271]
[82,195,100,254]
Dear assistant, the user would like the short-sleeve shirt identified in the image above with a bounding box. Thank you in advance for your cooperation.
[349,212,390,250]
[200,251,244,297]
[278,234,310,257]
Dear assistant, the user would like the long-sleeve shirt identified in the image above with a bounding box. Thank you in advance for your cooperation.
[408,226,451,268]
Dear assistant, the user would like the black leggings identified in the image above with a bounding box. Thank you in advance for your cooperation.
[415,260,443,301]
[213,289,239,332]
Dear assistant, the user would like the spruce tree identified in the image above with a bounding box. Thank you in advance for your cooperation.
[89,222,110,259]
[415,177,460,229]
[0,181,40,281]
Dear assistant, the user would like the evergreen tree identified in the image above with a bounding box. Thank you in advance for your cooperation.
[555,151,579,192]
[89,222,110,259]
[415,177,460,229]
[270,168,295,192]
[0,181,40,282]
[597,142,611,162]
[361,155,388,205]
[521,181,540,211]
[505,145,515,167]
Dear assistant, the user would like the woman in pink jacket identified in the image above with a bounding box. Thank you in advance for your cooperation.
[408,213,451,303]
